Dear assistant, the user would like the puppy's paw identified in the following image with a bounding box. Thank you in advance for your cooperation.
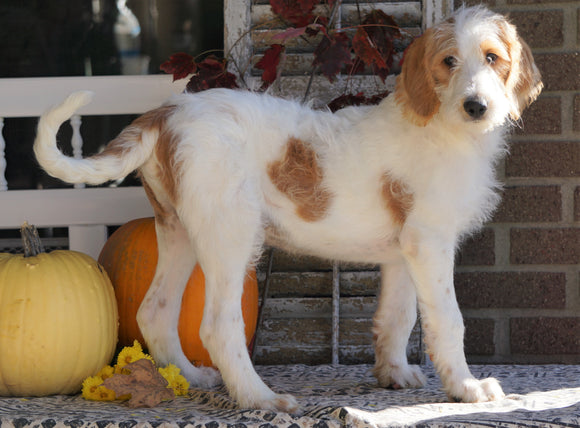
[182,365,222,389]
[447,377,505,403]
[374,363,427,389]
[268,393,300,413]
[239,393,300,413]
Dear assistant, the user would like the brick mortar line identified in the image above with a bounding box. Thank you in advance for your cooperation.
[561,92,578,134]
[495,316,511,358]
[503,177,580,186]
[462,308,579,318]
[493,223,511,267]
[566,269,580,310]
[528,91,580,97]
[561,181,578,223]
[510,133,580,143]
[497,148,507,182]
[489,221,580,227]
[456,264,578,273]
[509,134,580,143]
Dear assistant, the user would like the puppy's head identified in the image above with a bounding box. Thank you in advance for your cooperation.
[395,6,543,128]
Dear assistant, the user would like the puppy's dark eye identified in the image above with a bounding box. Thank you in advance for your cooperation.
[486,53,498,64]
[443,56,456,68]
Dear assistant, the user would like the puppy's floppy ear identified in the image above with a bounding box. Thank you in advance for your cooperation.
[501,21,543,120]
[395,29,441,126]
[513,39,543,119]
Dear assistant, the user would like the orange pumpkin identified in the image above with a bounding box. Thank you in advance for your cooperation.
[98,218,259,367]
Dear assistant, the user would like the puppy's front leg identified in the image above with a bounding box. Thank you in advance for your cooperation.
[401,228,504,402]
[373,261,427,389]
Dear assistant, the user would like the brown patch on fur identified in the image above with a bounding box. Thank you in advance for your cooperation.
[91,105,177,160]
[396,24,456,126]
[268,138,332,222]
[497,21,543,120]
[381,173,413,226]
[153,119,182,205]
[141,177,171,225]
[91,104,182,206]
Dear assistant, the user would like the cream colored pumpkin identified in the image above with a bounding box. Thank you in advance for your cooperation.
[0,225,118,396]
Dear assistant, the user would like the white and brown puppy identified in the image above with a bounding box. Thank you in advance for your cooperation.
[35,6,542,412]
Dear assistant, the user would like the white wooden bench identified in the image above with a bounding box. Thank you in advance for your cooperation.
[0,75,185,259]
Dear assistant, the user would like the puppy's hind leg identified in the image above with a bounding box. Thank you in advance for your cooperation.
[136,213,221,389]
[184,194,298,412]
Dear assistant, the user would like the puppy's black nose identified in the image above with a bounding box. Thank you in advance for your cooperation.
[464,99,487,120]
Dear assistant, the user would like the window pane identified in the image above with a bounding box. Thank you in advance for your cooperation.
[0,0,224,191]
[0,0,223,77]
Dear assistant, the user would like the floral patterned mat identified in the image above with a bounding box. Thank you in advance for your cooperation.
[1,364,579,427]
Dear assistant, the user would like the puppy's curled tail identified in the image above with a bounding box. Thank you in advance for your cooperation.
[34,91,158,185]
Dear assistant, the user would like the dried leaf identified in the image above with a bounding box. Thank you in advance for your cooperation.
[160,53,196,82]
[103,359,174,408]
[327,91,390,112]
[256,44,285,87]
[313,31,352,82]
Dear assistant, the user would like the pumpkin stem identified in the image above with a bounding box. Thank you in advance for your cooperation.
[21,222,45,257]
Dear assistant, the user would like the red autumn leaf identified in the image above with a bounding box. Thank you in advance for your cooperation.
[256,44,285,87]
[273,26,306,42]
[272,23,322,45]
[354,10,401,81]
[185,56,239,93]
[313,31,352,82]
[102,359,174,408]
[160,52,196,82]
[269,0,321,27]
[352,26,388,71]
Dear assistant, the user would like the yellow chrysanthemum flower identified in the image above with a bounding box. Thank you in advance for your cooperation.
[81,340,189,402]
[97,365,115,380]
[158,364,190,396]
[115,340,155,370]
[81,375,116,401]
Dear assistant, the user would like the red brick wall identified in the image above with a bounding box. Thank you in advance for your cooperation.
[455,0,580,363]
[254,1,579,366]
